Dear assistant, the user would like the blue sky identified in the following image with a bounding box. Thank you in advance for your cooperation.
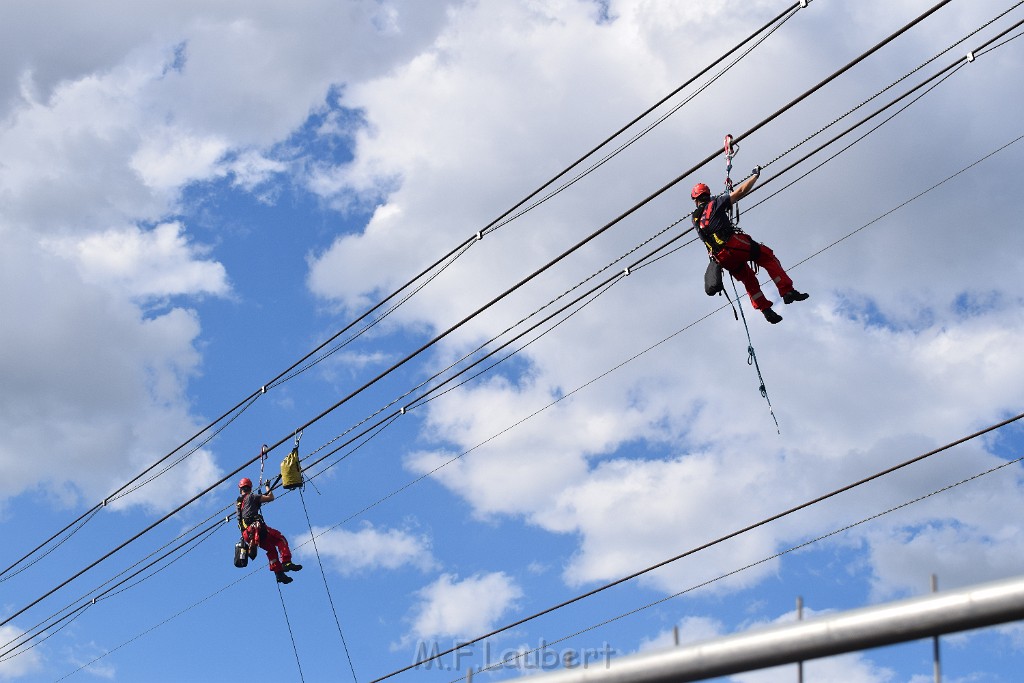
[2,1,1024,682]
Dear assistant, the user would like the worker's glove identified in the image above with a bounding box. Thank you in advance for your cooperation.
[752,165,761,176]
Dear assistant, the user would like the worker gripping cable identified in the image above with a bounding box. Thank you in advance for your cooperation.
[236,475,303,584]
[691,139,808,324]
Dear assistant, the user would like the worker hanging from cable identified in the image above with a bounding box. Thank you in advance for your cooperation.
[691,157,809,324]
[236,475,303,584]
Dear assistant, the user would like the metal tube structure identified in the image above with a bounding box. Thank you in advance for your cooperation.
[521,575,1024,683]
[931,574,942,683]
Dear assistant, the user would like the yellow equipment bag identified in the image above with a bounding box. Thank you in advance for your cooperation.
[280,447,303,490]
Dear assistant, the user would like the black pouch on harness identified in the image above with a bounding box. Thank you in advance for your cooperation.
[704,259,724,296]
[233,538,249,568]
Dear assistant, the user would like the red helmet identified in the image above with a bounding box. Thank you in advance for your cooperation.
[238,477,252,489]
[691,183,711,200]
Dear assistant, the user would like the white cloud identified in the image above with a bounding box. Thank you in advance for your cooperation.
[0,1,455,508]
[0,625,43,679]
[130,128,229,192]
[42,222,229,300]
[226,150,288,192]
[1,1,1023,677]
[0,230,221,509]
[300,523,437,576]
[404,572,523,643]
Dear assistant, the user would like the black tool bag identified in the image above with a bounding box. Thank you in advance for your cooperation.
[704,259,724,296]
[233,538,249,568]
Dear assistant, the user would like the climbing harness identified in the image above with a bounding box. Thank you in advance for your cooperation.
[233,465,270,567]
[234,491,264,565]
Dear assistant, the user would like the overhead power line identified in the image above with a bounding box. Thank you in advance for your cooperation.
[4,0,809,586]
[18,9,1024,667]
[373,411,1024,682]
[460,454,1024,681]
[32,124,1024,670]
[0,0,956,633]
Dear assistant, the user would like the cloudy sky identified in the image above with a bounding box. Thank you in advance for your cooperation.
[1,1,1023,681]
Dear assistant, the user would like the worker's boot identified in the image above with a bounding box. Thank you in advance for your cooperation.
[275,571,293,584]
[283,562,303,572]
[783,290,809,304]
[762,307,783,324]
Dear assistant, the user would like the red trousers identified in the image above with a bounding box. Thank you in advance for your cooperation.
[242,523,292,573]
[713,234,794,310]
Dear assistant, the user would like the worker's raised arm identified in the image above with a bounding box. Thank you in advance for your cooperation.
[729,166,761,204]
[259,483,274,503]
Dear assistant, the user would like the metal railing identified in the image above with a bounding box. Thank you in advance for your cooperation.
[518,574,1024,683]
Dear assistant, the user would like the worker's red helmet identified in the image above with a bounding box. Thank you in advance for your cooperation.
[238,477,252,489]
[691,183,711,201]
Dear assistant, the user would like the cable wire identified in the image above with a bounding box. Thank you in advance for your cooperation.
[458,454,1024,681]
[25,13,1024,671]
[372,410,1024,682]
[0,0,961,641]
[43,119,1015,664]
[3,3,816,584]
[760,0,1024,171]
[277,582,306,683]
[299,488,359,683]
[751,13,1024,208]
[485,3,805,235]
[0,518,228,660]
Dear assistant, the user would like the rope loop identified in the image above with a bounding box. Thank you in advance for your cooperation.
[257,444,268,490]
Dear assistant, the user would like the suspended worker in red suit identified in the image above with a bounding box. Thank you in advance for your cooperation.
[236,477,303,584]
[691,167,808,324]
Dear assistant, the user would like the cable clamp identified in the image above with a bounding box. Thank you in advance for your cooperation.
[966,51,975,63]
[475,231,483,241]
[91,598,97,605]
[400,406,406,415]
[799,0,808,7]
[102,498,108,507]
[623,266,631,276]
[260,385,267,394]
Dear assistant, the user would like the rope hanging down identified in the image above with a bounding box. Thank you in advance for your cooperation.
[721,135,779,432]
[1,0,960,642]
[300,488,359,683]
[730,277,781,434]
[276,582,306,683]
